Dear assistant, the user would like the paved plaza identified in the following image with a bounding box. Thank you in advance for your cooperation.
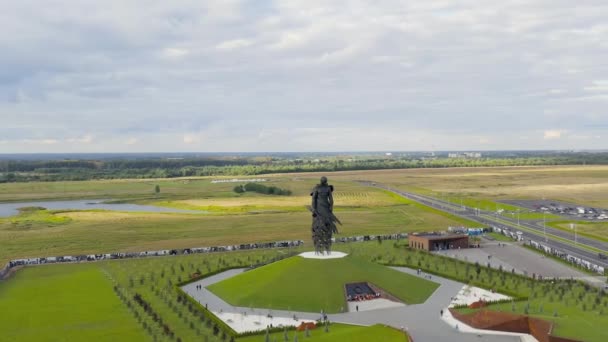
[182,259,535,342]
[436,241,590,278]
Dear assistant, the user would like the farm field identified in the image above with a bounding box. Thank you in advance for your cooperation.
[237,323,409,342]
[207,255,439,313]
[347,166,608,209]
[0,263,146,342]
[3,165,608,207]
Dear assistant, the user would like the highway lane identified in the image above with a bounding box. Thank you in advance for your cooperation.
[364,182,608,270]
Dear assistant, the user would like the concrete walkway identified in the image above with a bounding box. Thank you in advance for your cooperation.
[182,265,531,342]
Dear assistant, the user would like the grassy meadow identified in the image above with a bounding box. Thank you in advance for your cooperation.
[0,179,477,265]
[0,263,146,342]
[207,255,439,313]
[2,165,608,263]
[2,165,607,263]
[548,221,608,243]
[333,165,608,208]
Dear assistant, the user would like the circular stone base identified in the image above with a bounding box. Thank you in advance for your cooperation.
[298,251,348,259]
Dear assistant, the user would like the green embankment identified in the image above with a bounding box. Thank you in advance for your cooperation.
[0,263,146,342]
[208,255,439,313]
[547,220,608,243]
[237,324,408,342]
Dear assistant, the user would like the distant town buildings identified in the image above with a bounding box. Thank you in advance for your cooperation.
[448,152,482,158]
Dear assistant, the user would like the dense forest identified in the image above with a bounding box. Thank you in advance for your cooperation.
[0,152,606,183]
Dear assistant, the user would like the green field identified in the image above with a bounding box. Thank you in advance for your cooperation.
[548,221,608,242]
[238,324,408,342]
[0,263,146,342]
[485,232,515,242]
[2,166,607,265]
[333,166,608,208]
[338,242,608,342]
[1,241,606,341]
[208,255,438,313]
[0,181,477,265]
[1,166,608,341]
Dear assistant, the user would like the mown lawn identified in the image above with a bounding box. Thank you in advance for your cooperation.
[0,263,146,342]
[342,242,608,342]
[237,324,408,342]
[208,255,439,313]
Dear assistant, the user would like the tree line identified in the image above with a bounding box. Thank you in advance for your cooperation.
[233,183,292,195]
[1,152,607,183]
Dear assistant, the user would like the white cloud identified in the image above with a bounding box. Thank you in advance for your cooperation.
[216,39,253,50]
[162,48,189,58]
[543,130,565,140]
[126,137,138,145]
[1,0,608,152]
[67,135,93,144]
[584,80,608,92]
[183,134,200,144]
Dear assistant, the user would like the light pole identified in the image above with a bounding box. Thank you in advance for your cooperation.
[543,212,547,242]
[570,223,577,245]
[517,209,520,228]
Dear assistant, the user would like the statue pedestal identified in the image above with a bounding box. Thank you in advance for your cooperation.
[298,251,348,259]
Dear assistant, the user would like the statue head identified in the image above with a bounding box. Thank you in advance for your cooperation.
[320,176,328,185]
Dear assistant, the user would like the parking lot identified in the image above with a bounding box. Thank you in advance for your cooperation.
[500,199,608,221]
[435,241,589,278]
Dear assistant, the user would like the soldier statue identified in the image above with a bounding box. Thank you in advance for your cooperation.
[309,176,341,254]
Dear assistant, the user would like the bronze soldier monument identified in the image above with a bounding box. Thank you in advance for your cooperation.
[308,176,341,254]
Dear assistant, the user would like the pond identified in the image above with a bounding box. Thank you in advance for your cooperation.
[0,199,203,217]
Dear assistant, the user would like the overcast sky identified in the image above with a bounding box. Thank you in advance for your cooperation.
[1,0,607,153]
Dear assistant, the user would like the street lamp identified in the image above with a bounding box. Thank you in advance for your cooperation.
[543,212,548,242]
[570,223,577,245]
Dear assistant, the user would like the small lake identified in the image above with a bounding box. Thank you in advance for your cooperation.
[0,199,203,217]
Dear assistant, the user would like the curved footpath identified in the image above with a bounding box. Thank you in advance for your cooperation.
[182,266,532,342]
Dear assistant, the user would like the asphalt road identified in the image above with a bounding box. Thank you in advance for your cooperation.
[364,182,608,270]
